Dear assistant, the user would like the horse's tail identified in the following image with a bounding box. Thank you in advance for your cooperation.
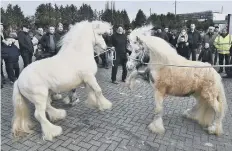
[214,72,227,135]
[12,80,33,137]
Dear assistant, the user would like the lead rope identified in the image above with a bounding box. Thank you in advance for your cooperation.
[128,50,232,68]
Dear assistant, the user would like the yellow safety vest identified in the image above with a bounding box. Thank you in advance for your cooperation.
[214,34,232,54]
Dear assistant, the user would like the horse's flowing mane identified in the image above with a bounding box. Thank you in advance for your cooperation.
[57,20,112,53]
[138,35,185,64]
[57,21,91,52]
[129,24,153,41]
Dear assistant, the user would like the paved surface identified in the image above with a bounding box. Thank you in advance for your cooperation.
[1,63,232,151]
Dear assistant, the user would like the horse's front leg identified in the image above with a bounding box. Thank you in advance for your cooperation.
[84,74,112,111]
[126,70,139,90]
[148,89,165,134]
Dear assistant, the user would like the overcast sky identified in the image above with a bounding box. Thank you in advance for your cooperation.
[1,1,232,21]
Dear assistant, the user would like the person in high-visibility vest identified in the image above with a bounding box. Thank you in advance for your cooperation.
[214,28,232,73]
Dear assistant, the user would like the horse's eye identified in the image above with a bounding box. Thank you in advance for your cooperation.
[136,56,139,59]
[135,49,139,53]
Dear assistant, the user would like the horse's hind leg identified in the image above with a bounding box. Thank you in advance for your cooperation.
[84,74,112,111]
[85,84,98,109]
[148,89,165,134]
[46,95,67,122]
[207,98,224,135]
[29,90,62,141]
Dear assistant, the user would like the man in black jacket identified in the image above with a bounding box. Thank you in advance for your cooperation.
[17,24,34,68]
[40,26,60,58]
[187,24,202,61]
[111,26,129,84]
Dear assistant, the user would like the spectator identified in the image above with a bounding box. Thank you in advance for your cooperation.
[187,24,202,61]
[176,35,190,59]
[214,25,220,34]
[198,43,213,65]
[213,26,220,65]
[164,27,171,41]
[169,31,178,48]
[225,46,232,77]
[203,26,218,64]
[101,31,113,69]
[34,27,44,42]
[17,24,34,68]
[177,28,188,44]
[40,26,60,58]
[1,22,8,87]
[56,23,66,38]
[214,28,232,73]
[3,38,20,83]
[111,26,129,84]
[155,27,169,42]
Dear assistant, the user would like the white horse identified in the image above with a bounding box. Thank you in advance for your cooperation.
[12,20,113,141]
[126,29,227,136]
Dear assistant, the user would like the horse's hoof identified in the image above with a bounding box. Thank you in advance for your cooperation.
[52,94,63,100]
[148,117,165,134]
[63,96,71,104]
[48,109,67,122]
[42,125,62,141]
[99,100,112,111]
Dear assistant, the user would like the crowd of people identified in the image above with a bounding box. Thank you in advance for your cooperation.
[1,21,232,88]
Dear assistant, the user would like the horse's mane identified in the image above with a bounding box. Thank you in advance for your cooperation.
[57,20,90,50]
[57,20,112,53]
[91,20,112,35]
[129,24,153,41]
[138,35,185,64]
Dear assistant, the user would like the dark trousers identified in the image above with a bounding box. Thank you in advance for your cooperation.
[21,53,33,68]
[100,53,108,67]
[111,56,127,82]
[189,48,197,61]
[214,51,218,65]
[218,53,230,72]
[226,56,232,77]
[5,62,20,82]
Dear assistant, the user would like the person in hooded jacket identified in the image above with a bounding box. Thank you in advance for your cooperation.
[111,26,129,84]
[3,38,20,83]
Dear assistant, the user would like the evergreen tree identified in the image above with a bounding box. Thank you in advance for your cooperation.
[77,4,94,21]
[134,9,146,27]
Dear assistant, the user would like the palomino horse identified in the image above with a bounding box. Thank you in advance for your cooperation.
[12,21,113,141]
[126,29,227,136]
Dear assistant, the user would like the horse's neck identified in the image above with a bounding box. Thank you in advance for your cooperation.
[58,37,94,61]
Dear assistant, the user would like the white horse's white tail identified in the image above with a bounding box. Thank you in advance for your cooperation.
[213,73,227,135]
[12,80,33,137]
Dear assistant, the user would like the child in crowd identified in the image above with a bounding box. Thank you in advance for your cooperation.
[176,35,189,59]
[198,43,213,65]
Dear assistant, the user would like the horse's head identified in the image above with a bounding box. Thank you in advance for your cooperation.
[126,26,152,71]
[127,36,150,71]
[91,21,112,55]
